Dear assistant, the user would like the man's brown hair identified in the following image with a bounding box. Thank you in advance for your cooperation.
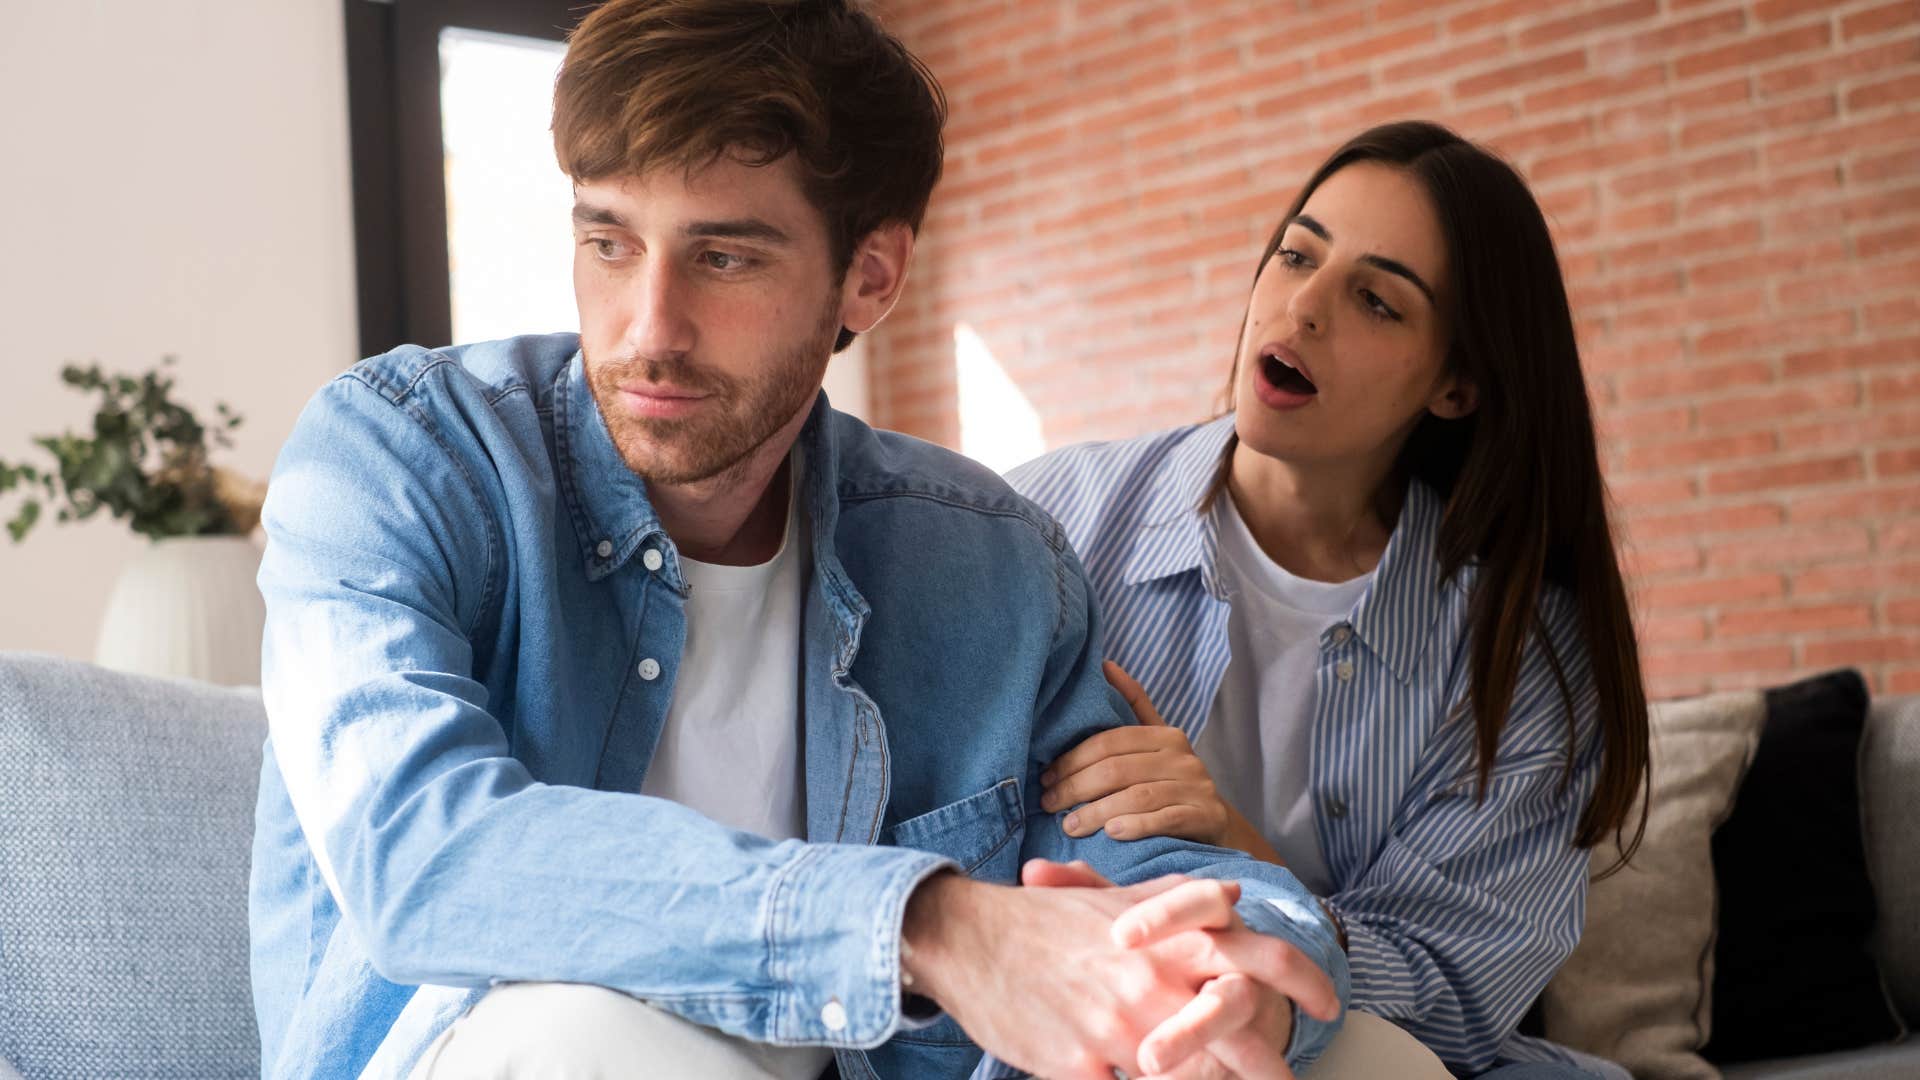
[554,0,947,347]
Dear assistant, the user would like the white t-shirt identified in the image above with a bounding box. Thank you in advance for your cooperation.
[640,457,810,844]
[1195,491,1374,896]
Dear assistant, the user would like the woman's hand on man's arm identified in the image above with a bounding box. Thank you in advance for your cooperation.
[1041,662,1286,865]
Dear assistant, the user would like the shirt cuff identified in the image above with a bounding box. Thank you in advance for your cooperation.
[1239,892,1350,1070]
[764,842,957,1047]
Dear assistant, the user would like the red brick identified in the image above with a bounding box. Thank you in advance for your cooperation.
[1622,539,1707,579]
[1612,474,1702,506]
[1880,446,1920,476]
[1604,9,1749,63]
[1796,558,1920,594]
[1642,612,1711,644]
[1314,22,1439,71]
[1866,297,1920,330]
[1520,0,1661,49]
[1635,568,1781,611]
[1613,148,1759,201]
[1767,113,1920,169]
[1891,598,1920,625]
[1847,71,1920,111]
[1695,310,1855,357]
[1785,335,1920,376]
[1871,370,1920,402]
[1842,0,1920,41]
[1624,431,1777,471]
[1806,634,1920,666]
[1717,603,1875,638]
[1692,238,1847,288]
[1860,225,1920,260]
[1777,255,1920,308]
[1621,360,1775,400]
[1684,167,1845,219]
[1675,22,1832,80]
[1893,668,1920,693]
[1854,145,1920,184]
[1708,525,1873,569]
[1699,380,1863,430]
[1447,0,1542,35]
[1789,481,1920,520]
[1381,35,1511,84]
[1642,644,1796,679]
[1455,51,1588,101]
[1758,36,1920,97]
[1627,501,1785,538]
[1678,93,1837,151]
[1753,0,1848,22]
[1523,63,1667,115]
[1707,455,1866,494]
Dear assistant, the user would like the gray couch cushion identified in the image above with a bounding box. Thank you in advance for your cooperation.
[1864,695,1920,1026]
[1720,1035,1920,1079]
[0,652,263,1079]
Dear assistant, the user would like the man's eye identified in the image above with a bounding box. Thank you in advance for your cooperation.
[702,251,748,271]
[587,238,627,260]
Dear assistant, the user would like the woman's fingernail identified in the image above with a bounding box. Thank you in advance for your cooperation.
[1063,813,1081,833]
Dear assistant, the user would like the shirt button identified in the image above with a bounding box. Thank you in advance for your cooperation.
[1326,797,1349,819]
[820,999,848,1032]
[595,539,613,559]
[642,547,663,572]
[637,658,661,681]
[1335,659,1355,682]
[1332,625,1352,645]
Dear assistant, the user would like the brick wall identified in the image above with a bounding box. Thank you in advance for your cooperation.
[868,0,1920,699]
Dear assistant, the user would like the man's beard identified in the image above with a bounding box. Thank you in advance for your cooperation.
[585,301,840,485]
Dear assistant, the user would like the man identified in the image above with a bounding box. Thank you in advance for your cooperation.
[250,1,1347,1077]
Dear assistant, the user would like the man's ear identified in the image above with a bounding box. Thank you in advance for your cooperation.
[1429,373,1478,420]
[838,222,914,337]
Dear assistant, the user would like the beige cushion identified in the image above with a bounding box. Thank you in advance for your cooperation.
[1541,690,1768,1080]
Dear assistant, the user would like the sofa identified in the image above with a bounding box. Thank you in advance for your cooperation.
[0,651,1914,1078]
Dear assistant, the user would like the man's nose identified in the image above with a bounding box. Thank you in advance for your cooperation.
[622,261,696,358]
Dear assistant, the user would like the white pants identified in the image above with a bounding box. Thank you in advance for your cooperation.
[409,982,1452,1080]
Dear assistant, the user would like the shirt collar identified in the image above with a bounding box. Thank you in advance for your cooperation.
[555,352,679,587]
[1121,415,1236,594]
[1123,412,1457,684]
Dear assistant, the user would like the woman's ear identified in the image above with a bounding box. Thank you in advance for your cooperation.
[1429,374,1479,420]
[838,222,914,337]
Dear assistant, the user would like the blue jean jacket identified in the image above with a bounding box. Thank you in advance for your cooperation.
[249,334,1347,1079]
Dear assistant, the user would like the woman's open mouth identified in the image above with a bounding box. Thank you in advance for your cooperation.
[1253,346,1318,410]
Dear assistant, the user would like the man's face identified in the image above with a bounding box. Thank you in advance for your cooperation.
[572,154,844,485]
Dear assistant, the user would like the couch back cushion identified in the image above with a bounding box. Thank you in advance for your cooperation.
[0,653,263,1078]
[1864,694,1920,1026]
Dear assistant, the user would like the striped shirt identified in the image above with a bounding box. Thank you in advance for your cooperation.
[1008,415,1605,1074]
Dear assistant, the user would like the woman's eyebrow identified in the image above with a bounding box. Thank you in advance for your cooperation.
[1286,213,1438,305]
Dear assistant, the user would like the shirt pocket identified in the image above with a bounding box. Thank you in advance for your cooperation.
[885,777,1024,876]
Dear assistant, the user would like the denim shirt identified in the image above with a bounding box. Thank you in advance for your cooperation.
[249,334,1348,1080]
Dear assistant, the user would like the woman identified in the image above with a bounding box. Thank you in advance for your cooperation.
[1008,121,1649,1078]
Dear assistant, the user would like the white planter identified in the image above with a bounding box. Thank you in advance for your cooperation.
[94,535,265,687]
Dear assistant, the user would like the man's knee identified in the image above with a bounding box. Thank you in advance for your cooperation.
[1301,1010,1453,1080]
[411,982,830,1080]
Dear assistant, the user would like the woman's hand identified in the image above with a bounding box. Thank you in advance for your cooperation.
[1042,662,1278,863]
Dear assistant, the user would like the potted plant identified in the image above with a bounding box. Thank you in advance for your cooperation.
[0,358,269,686]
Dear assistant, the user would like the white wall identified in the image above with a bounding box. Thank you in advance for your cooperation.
[0,1,359,659]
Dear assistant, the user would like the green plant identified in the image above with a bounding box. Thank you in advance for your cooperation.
[0,357,257,543]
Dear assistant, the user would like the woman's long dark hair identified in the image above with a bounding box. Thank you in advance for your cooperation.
[1211,121,1649,865]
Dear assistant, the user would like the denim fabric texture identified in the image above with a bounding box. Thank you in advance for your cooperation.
[250,334,1348,1080]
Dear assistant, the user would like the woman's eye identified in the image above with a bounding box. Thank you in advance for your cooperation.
[1278,248,1309,269]
[1360,289,1401,321]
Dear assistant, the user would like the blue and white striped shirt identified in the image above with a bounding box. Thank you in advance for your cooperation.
[1008,416,1604,1074]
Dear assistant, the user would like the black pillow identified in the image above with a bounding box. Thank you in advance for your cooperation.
[1702,669,1903,1062]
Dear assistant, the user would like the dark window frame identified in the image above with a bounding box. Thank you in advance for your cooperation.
[343,0,590,359]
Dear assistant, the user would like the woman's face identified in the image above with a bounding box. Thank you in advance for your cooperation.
[1232,162,1472,471]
